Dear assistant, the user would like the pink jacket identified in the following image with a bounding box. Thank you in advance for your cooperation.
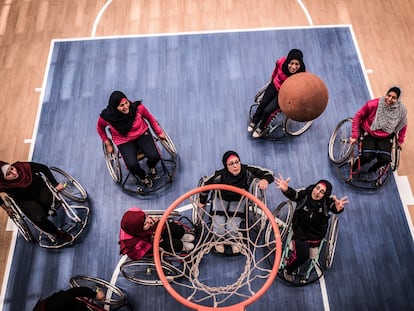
[271,56,289,91]
[352,98,407,144]
[97,104,163,146]
[119,227,152,261]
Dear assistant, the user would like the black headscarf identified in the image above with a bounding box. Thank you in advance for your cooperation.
[303,179,332,210]
[100,91,139,136]
[220,150,248,191]
[282,49,306,76]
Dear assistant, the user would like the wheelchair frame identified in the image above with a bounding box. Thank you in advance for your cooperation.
[271,201,339,286]
[70,275,129,310]
[328,117,401,190]
[102,121,178,195]
[0,167,90,249]
[119,210,195,286]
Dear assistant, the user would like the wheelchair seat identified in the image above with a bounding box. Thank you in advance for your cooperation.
[103,121,178,195]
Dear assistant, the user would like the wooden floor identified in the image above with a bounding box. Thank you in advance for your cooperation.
[0,0,413,308]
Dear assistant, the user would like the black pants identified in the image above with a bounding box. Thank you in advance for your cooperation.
[286,238,321,273]
[118,131,161,179]
[17,183,59,235]
[359,134,393,172]
[252,82,279,130]
[160,221,185,252]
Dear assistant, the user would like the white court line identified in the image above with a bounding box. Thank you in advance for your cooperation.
[297,0,314,25]
[91,0,113,37]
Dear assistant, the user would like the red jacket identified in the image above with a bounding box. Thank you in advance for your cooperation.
[271,56,289,91]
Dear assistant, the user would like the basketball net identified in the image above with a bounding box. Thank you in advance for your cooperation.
[153,184,282,311]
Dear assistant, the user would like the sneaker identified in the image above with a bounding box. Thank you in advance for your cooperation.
[142,176,153,188]
[182,242,194,252]
[247,122,256,133]
[57,230,74,243]
[181,233,195,243]
[283,268,295,282]
[252,128,263,138]
[231,244,241,254]
[214,244,225,254]
[149,167,160,180]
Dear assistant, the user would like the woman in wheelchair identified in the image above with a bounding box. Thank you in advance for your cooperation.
[248,48,306,138]
[275,175,348,282]
[198,150,274,254]
[0,161,73,242]
[350,86,407,174]
[97,90,166,189]
[119,207,195,261]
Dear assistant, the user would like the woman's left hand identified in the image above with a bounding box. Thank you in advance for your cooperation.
[55,183,66,191]
[333,195,349,212]
[158,132,166,140]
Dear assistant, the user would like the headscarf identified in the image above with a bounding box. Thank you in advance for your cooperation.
[302,179,332,210]
[119,207,159,256]
[282,49,306,76]
[220,151,249,198]
[100,91,139,136]
[370,87,407,134]
[0,161,33,190]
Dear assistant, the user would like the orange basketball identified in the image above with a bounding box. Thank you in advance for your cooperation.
[279,72,329,122]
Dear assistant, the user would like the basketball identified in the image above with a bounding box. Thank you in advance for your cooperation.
[278,72,329,122]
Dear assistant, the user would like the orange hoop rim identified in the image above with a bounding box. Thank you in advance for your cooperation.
[153,184,282,311]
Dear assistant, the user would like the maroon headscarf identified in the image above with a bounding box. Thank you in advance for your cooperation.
[0,161,33,190]
[119,208,157,255]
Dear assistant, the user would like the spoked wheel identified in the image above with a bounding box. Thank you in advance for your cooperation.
[50,167,88,202]
[323,215,339,269]
[156,123,178,158]
[248,178,267,230]
[120,258,178,286]
[191,177,206,225]
[265,200,294,247]
[70,275,126,308]
[284,118,313,136]
[3,196,35,242]
[328,118,354,163]
[391,138,401,171]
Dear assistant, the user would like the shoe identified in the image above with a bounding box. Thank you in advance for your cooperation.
[214,244,225,254]
[252,128,263,138]
[57,230,74,243]
[182,242,194,252]
[149,167,160,180]
[142,176,153,188]
[283,268,295,282]
[247,122,256,133]
[181,233,195,243]
[231,244,241,254]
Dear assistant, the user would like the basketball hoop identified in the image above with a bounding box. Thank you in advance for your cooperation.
[153,184,282,311]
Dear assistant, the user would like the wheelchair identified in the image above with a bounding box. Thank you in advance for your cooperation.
[70,275,130,310]
[102,121,177,195]
[119,210,196,286]
[248,81,313,140]
[0,167,90,249]
[266,201,339,286]
[328,117,401,190]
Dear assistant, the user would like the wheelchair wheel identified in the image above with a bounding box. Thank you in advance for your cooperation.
[248,178,267,230]
[70,275,126,307]
[120,258,178,286]
[2,195,35,242]
[156,123,177,158]
[284,118,313,136]
[323,215,339,269]
[391,138,401,171]
[50,167,88,203]
[265,201,294,248]
[192,177,206,225]
[328,117,354,163]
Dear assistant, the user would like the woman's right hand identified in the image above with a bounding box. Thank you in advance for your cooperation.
[104,140,114,154]
[275,174,290,192]
[349,137,357,144]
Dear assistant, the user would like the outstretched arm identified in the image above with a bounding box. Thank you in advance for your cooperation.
[331,195,349,213]
[274,174,290,192]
